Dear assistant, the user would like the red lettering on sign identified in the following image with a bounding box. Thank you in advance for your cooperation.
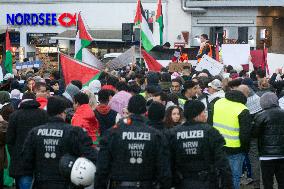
[58,13,76,27]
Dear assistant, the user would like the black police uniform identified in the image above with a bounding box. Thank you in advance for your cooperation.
[94,114,171,189]
[22,117,97,189]
[167,121,233,189]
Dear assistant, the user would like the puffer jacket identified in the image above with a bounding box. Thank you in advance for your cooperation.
[72,104,99,142]
[6,99,48,177]
[254,106,284,157]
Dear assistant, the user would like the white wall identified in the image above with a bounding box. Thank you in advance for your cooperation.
[166,0,191,47]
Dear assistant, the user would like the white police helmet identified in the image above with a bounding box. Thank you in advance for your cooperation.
[70,157,96,186]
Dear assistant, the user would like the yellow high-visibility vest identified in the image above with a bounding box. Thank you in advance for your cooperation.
[178,98,186,106]
[139,92,146,98]
[213,98,247,148]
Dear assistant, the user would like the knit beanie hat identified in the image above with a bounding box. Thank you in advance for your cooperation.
[0,91,10,104]
[148,102,165,121]
[184,100,205,120]
[128,95,147,114]
[65,84,80,98]
[260,92,279,110]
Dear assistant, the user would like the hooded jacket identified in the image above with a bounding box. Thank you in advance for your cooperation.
[167,121,233,188]
[6,99,48,177]
[213,90,252,154]
[254,93,284,157]
[254,106,284,157]
[72,104,99,142]
[22,116,97,187]
[95,104,117,136]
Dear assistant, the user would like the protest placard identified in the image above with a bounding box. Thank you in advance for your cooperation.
[222,44,250,67]
[196,55,223,76]
[267,53,284,75]
[168,62,191,73]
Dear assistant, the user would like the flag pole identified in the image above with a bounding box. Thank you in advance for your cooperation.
[139,24,142,67]
[57,44,60,72]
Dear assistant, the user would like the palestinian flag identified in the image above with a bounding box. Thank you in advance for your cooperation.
[5,30,13,74]
[60,53,101,86]
[155,0,163,45]
[74,13,93,61]
[134,0,156,52]
[142,49,163,72]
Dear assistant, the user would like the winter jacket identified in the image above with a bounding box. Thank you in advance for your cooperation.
[6,99,48,177]
[72,104,99,142]
[254,106,284,157]
[36,97,48,110]
[94,114,171,189]
[22,116,97,188]
[167,121,233,189]
[95,104,117,136]
[212,90,252,155]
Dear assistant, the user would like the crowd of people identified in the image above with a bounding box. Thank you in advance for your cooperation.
[0,60,284,189]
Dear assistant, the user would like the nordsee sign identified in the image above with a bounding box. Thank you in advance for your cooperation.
[6,13,77,27]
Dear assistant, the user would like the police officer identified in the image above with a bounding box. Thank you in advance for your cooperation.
[167,100,233,189]
[21,96,97,189]
[94,95,171,189]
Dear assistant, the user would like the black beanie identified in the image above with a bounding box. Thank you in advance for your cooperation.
[184,100,205,120]
[47,96,68,117]
[128,95,147,114]
[148,102,165,121]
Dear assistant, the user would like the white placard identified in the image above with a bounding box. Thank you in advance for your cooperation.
[222,44,250,67]
[196,55,224,76]
[267,53,284,75]
[34,64,40,68]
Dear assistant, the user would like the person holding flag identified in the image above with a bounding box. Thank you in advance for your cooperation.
[196,34,213,63]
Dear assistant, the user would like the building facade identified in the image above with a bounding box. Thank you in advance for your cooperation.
[0,0,157,61]
[184,0,284,53]
[1,0,283,63]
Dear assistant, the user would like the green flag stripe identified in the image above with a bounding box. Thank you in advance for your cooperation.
[141,31,154,52]
[5,50,13,74]
[75,39,92,61]
[156,15,163,45]
[83,72,102,87]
